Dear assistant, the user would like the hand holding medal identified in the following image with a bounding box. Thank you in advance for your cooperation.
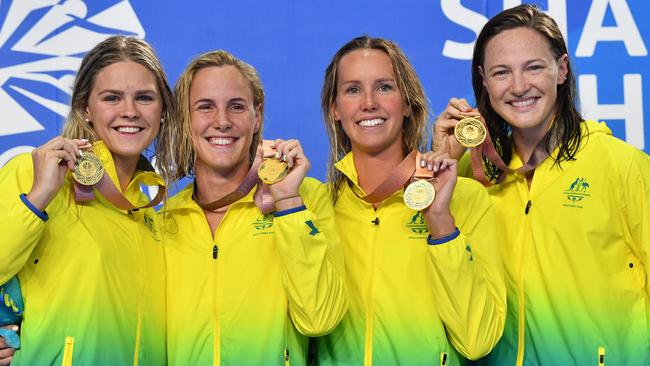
[26,137,92,211]
[413,151,458,238]
[260,139,308,211]
[454,112,487,148]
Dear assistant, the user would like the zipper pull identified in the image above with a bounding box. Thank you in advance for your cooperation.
[598,346,605,366]
[525,200,532,214]
[440,351,447,366]
[212,244,218,260]
[284,347,290,366]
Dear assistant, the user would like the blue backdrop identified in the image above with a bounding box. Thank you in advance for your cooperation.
[1,0,648,192]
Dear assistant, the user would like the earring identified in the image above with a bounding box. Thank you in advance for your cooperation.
[160,117,164,124]
[84,118,90,123]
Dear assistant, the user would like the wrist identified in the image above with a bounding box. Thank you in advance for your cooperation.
[26,188,53,212]
[273,195,303,211]
[426,212,455,238]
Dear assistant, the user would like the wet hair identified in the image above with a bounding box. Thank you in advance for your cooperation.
[472,4,582,180]
[157,50,264,181]
[322,35,429,202]
[62,35,175,181]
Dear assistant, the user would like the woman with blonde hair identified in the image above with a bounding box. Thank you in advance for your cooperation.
[157,50,347,365]
[316,35,506,365]
[0,35,172,365]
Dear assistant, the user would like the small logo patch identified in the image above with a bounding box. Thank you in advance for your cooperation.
[562,177,591,208]
[406,211,429,235]
[465,245,473,261]
[144,213,161,241]
[252,214,274,230]
[305,220,320,236]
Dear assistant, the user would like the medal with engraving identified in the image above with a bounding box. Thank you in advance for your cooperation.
[72,152,104,186]
[404,179,436,211]
[257,158,289,185]
[454,115,487,148]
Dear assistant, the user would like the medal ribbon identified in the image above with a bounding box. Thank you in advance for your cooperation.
[74,154,166,211]
[468,115,550,186]
[192,140,275,214]
[412,151,433,181]
[353,150,418,203]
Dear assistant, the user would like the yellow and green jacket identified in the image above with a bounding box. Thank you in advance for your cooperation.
[317,152,506,365]
[474,121,650,365]
[0,141,166,365]
[162,177,347,365]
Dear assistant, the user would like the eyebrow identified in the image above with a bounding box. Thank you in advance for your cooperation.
[487,58,547,71]
[339,78,396,86]
[97,89,158,95]
[191,96,247,107]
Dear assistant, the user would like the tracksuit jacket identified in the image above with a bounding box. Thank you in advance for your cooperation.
[317,152,506,365]
[474,121,650,365]
[162,177,347,365]
[0,141,167,365]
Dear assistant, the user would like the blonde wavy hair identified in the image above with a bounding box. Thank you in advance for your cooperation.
[62,35,175,181]
[321,36,430,202]
[156,50,264,181]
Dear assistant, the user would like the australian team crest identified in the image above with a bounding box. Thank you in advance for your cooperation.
[406,211,429,235]
[562,177,591,208]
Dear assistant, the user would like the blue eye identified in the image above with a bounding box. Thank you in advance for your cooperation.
[137,94,155,103]
[378,84,393,92]
[103,95,119,103]
[346,86,360,95]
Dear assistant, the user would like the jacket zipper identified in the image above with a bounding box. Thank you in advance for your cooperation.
[213,241,221,366]
[364,211,380,365]
[440,351,447,365]
[516,199,532,366]
[132,212,145,366]
[284,347,290,366]
[61,336,74,366]
[598,346,605,366]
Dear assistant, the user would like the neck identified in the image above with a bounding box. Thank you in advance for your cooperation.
[194,160,250,203]
[511,124,549,164]
[352,142,406,194]
[112,155,139,192]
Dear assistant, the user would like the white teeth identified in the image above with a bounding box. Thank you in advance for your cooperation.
[208,137,235,146]
[358,118,385,127]
[511,98,536,108]
[116,126,141,133]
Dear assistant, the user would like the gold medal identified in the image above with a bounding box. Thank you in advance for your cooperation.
[257,158,289,185]
[454,116,487,148]
[72,152,104,186]
[403,179,435,210]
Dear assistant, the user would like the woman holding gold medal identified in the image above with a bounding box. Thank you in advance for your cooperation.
[315,36,506,365]
[157,50,347,365]
[434,4,650,365]
[0,36,172,365]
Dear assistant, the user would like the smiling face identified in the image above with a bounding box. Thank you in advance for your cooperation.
[332,49,410,156]
[85,61,162,162]
[189,65,261,177]
[480,27,568,143]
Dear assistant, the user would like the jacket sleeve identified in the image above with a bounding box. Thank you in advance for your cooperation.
[0,154,48,284]
[425,180,506,359]
[621,149,650,296]
[272,178,348,336]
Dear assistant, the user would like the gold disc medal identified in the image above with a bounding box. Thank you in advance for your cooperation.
[72,152,104,186]
[257,158,289,184]
[454,116,487,148]
[403,179,436,211]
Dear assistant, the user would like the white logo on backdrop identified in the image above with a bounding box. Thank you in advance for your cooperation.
[0,0,145,137]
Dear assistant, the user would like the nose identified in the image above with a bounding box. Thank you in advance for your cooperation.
[212,109,232,130]
[362,91,378,112]
[510,71,529,96]
[120,98,140,120]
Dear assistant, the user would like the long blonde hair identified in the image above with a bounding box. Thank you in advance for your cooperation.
[321,36,430,202]
[62,35,175,181]
[156,50,264,181]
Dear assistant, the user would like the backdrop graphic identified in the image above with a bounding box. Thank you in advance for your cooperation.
[1,0,648,194]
